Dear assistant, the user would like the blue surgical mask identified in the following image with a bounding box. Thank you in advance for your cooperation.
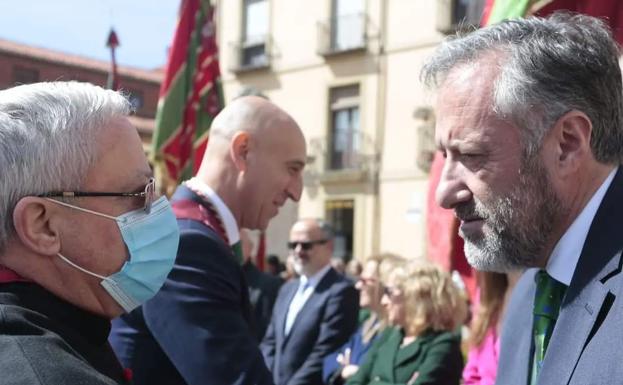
[49,196,180,313]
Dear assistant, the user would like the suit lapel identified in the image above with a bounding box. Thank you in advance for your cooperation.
[171,185,229,243]
[395,333,426,367]
[539,279,610,385]
[497,270,536,385]
[277,280,300,349]
[283,269,338,346]
[540,168,623,384]
[378,328,402,383]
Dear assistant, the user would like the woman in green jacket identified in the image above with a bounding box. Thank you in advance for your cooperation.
[346,261,467,385]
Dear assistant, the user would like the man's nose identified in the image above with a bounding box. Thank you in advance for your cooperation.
[435,157,472,209]
[292,243,305,254]
[287,174,303,202]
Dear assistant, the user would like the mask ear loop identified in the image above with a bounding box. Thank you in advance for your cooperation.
[44,198,118,221]
[57,252,108,281]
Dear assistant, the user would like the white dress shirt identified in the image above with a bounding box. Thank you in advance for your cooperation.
[186,177,240,246]
[284,264,332,335]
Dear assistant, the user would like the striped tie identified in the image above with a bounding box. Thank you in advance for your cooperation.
[530,270,566,385]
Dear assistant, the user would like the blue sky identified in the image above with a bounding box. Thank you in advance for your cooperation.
[0,0,180,70]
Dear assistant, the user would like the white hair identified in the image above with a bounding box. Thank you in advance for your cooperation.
[0,81,132,251]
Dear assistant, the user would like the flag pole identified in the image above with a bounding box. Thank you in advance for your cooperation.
[106,29,120,91]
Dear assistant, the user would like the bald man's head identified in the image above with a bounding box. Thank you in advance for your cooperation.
[210,96,295,139]
[197,97,307,231]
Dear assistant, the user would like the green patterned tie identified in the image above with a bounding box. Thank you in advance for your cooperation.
[530,270,567,385]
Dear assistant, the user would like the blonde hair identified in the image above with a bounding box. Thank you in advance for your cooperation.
[359,253,407,322]
[388,261,468,336]
[469,271,509,348]
[375,253,407,283]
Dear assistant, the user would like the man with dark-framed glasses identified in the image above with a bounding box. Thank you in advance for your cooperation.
[0,81,180,385]
[261,218,359,385]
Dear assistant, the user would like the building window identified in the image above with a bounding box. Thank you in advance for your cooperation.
[326,199,354,262]
[242,0,269,68]
[436,0,484,34]
[13,66,39,85]
[331,0,365,51]
[329,85,360,170]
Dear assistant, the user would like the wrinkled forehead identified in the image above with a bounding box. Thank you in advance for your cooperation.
[86,117,152,190]
[434,63,503,144]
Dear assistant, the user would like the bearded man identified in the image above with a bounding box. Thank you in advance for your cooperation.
[422,12,623,385]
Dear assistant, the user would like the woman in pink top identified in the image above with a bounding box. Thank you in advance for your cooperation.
[463,271,520,385]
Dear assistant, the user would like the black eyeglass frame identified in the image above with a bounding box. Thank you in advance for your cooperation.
[38,177,156,214]
[287,239,329,251]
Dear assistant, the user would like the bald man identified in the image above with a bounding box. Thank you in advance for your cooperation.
[110,97,307,385]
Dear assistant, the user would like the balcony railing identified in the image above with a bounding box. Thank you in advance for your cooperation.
[305,129,379,185]
[317,13,367,56]
[228,35,272,73]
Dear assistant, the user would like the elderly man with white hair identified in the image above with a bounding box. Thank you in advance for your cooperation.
[0,82,180,384]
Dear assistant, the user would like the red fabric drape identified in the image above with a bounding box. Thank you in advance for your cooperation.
[534,0,623,44]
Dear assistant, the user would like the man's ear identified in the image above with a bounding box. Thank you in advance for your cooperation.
[551,110,592,177]
[12,197,62,256]
[230,131,250,172]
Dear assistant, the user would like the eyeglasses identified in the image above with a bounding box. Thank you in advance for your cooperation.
[287,239,328,251]
[38,178,156,214]
[383,285,400,298]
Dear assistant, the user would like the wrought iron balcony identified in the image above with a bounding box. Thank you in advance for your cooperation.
[305,129,380,186]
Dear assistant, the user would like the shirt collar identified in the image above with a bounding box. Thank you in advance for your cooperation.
[300,264,332,289]
[186,177,240,246]
[546,167,617,285]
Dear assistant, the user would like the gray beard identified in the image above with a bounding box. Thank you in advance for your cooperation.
[459,160,566,272]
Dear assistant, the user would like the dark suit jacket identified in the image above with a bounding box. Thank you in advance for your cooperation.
[109,185,273,385]
[260,268,359,385]
[497,167,623,385]
[243,261,284,341]
[346,327,463,385]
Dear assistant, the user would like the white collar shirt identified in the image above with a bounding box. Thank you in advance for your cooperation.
[186,177,240,246]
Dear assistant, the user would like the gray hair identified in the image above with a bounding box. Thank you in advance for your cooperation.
[316,219,335,240]
[0,81,132,251]
[421,12,623,163]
